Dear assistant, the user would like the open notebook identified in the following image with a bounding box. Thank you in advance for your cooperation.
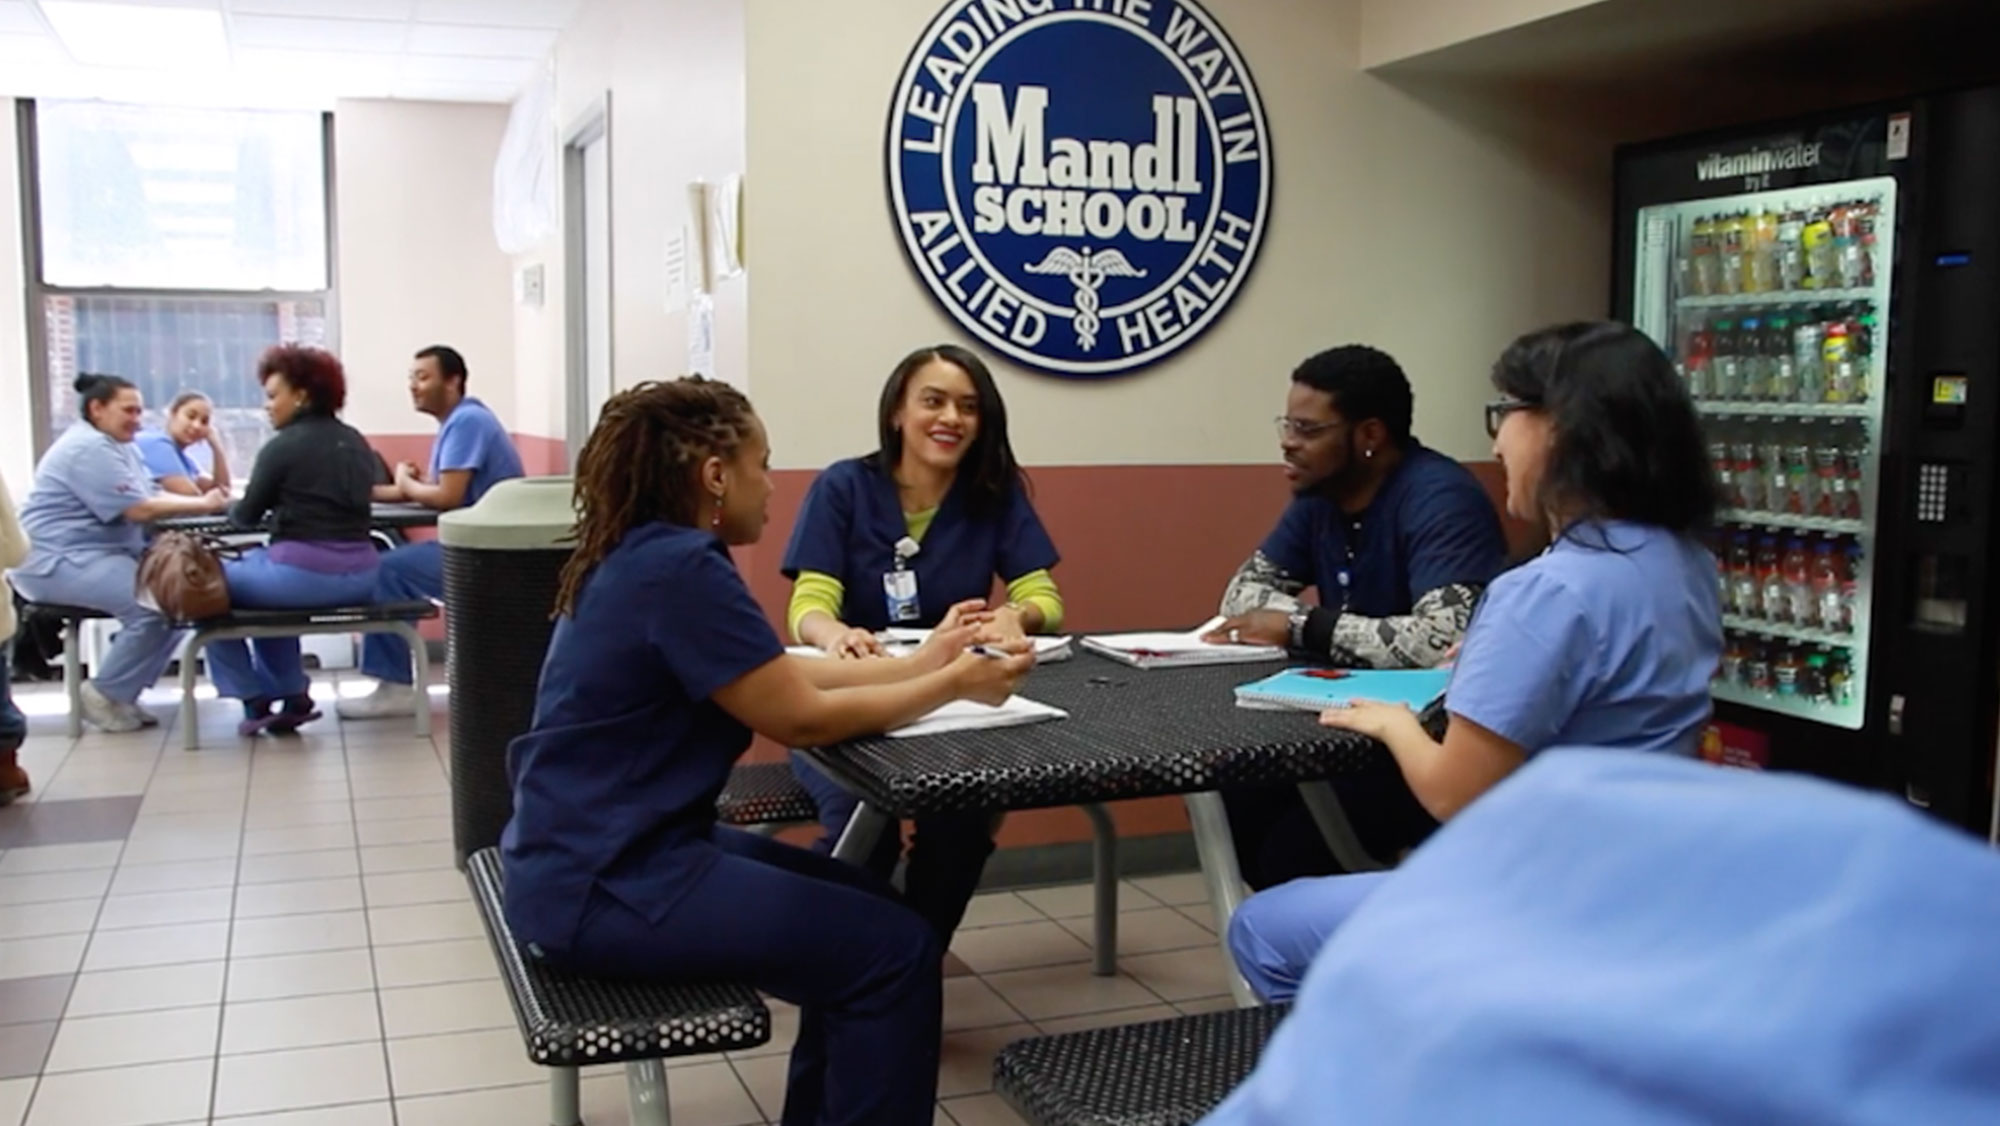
[1080,616,1285,669]
[888,695,1068,738]
[881,629,1074,663]
[1233,667,1453,713]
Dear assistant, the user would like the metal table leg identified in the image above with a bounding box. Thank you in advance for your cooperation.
[1081,802,1118,976]
[1297,780,1386,872]
[831,801,892,865]
[548,1065,581,1126]
[626,1058,672,1126]
[1183,791,1257,1007]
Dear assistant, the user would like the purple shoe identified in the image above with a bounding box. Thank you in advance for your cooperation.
[237,698,277,738]
[264,695,323,735]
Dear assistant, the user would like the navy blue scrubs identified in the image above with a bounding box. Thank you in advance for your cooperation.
[780,456,1059,938]
[501,521,941,1126]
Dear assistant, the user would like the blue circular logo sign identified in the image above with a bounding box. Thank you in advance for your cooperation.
[887,0,1272,379]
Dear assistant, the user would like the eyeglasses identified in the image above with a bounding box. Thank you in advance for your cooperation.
[1275,416,1342,440]
[1484,397,1538,439]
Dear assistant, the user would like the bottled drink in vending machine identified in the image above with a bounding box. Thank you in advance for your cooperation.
[1691,215,1719,296]
[1765,314,1797,402]
[1773,645,1802,697]
[1749,207,1780,293]
[1738,315,1766,400]
[1756,535,1786,622]
[1841,540,1863,632]
[1712,316,1742,400]
[1802,651,1830,705]
[1710,434,1736,508]
[1826,652,1854,706]
[1802,205,1838,289]
[1812,539,1843,631]
[1814,440,1846,519]
[1782,537,1813,624]
[1729,533,1758,615]
[1720,212,1746,296]
[1746,643,1775,694]
[1784,436,1816,515]
[1721,634,1747,685]
[1823,311,1857,403]
[1851,308,1878,403]
[1841,431,1867,519]
[1683,316,1714,400]
[1777,207,1807,291]
[1794,313,1826,403]
[1760,432,1790,513]
[1837,202,1877,290]
[1733,438,1765,510]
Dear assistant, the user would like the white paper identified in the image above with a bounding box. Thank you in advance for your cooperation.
[792,634,1073,663]
[1080,620,1280,664]
[664,228,690,313]
[687,293,715,376]
[888,695,1068,738]
[708,173,744,280]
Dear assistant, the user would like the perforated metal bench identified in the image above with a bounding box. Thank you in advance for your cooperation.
[718,761,1126,975]
[465,847,771,1126]
[994,1004,1290,1126]
[174,600,439,749]
[17,602,114,739]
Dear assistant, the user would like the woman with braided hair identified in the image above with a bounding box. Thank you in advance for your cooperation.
[500,377,1032,1126]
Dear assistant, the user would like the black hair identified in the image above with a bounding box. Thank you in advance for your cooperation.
[415,345,469,387]
[1492,321,1718,538]
[74,372,136,420]
[866,344,1025,517]
[1292,345,1414,446]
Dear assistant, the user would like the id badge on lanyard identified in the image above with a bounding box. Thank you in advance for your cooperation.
[884,536,922,623]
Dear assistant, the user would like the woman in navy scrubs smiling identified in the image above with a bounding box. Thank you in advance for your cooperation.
[501,377,1032,1126]
[782,344,1064,939]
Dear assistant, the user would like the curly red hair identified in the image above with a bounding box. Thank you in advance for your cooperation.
[258,344,347,414]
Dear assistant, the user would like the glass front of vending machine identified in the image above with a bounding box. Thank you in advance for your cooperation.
[1630,182,1897,733]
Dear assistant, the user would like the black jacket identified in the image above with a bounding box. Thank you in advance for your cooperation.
[230,413,376,543]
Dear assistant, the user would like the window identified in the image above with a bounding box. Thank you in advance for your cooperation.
[20,100,335,473]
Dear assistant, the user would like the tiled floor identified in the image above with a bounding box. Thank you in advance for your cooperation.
[0,670,1235,1125]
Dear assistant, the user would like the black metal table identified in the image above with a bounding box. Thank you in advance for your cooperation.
[800,651,1394,1004]
[157,501,441,536]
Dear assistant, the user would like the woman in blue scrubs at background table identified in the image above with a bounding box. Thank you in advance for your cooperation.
[781,343,1064,940]
[135,390,231,496]
[1227,321,1725,1002]
[502,376,1033,1126]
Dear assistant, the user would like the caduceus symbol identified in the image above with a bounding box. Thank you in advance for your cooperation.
[1023,247,1146,352]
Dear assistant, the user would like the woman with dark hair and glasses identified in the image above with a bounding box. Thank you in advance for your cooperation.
[1225,321,1725,1003]
[780,343,1064,941]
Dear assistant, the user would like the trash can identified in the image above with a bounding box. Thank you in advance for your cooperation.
[440,476,575,868]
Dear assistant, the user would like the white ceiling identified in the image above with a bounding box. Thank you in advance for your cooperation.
[0,0,577,108]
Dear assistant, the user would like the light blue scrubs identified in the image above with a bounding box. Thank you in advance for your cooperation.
[360,397,524,683]
[135,430,200,484]
[9,423,182,705]
[1203,750,2000,1125]
[1230,521,1722,1001]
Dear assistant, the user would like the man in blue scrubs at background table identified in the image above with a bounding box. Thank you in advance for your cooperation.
[339,345,523,719]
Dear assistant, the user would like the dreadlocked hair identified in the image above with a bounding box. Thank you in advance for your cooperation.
[554,377,758,617]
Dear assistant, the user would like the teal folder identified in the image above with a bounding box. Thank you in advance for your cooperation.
[1233,667,1453,713]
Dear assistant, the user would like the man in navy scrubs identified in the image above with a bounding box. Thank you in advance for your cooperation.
[1208,345,1507,887]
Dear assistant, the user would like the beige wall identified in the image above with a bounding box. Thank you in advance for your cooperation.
[0,100,32,497]
[743,0,1613,470]
[510,0,749,444]
[1360,0,1611,68]
[334,99,516,437]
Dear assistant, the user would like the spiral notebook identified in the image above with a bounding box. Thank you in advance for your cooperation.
[1080,617,1284,669]
[1233,667,1453,713]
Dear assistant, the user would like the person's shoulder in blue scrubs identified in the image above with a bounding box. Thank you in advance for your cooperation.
[1203,750,2000,1126]
[499,377,1031,1125]
[1213,344,1506,670]
[781,343,1062,658]
[1226,322,1728,1002]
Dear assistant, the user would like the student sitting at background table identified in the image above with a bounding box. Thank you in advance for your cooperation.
[1226,321,1724,1003]
[339,344,523,719]
[781,343,1064,941]
[136,390,232,496]
[207,346,382,738]
[503,377,1033,1126]
[1205,345,1508,890]
[7,374,229,733]
[2,468,31,804]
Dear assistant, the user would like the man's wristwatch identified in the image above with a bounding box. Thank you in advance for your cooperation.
[1287,609,1311,651]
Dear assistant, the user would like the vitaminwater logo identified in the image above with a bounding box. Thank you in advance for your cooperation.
[1697,142,1824,182]
[887,0,1272,378]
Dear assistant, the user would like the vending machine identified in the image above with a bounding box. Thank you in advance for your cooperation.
[1614,86,2000,838]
